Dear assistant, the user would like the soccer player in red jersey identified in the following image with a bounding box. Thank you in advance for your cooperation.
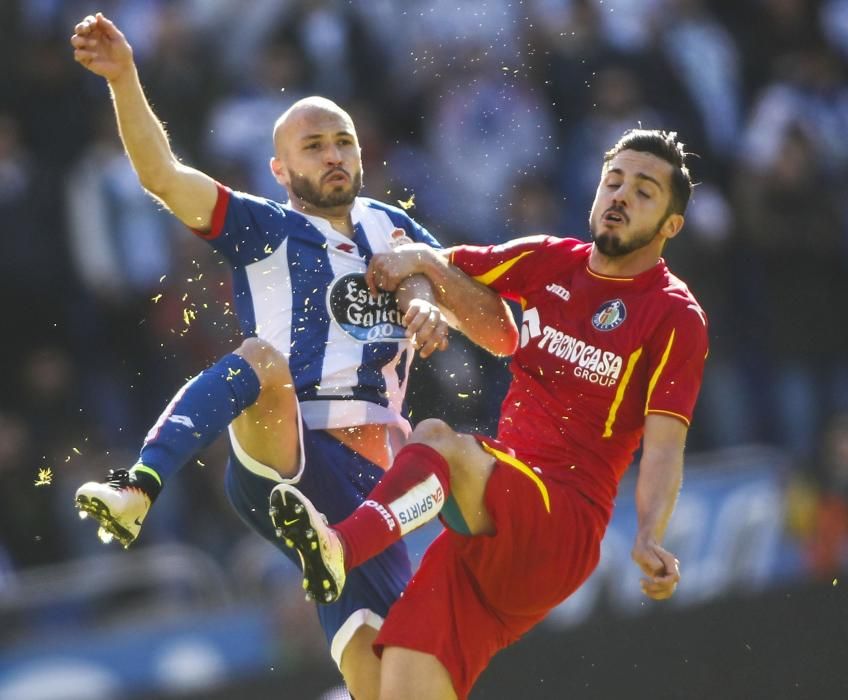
[272,129,709,699]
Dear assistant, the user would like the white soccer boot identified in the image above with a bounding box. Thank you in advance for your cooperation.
[75,467,160,548]
[269,484,347,604]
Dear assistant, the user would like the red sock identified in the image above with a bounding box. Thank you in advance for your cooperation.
[335,443,451,571]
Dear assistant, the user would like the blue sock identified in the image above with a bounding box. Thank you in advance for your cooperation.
[136,353,261,486]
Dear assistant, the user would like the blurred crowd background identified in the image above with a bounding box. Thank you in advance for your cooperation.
[1,0,848,697]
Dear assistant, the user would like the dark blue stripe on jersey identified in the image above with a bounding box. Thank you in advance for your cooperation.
[209,190,290,265]
[288,229,335,400]
[396,349,409,388]
[352,219,391,406]
[231,264,257,337]
[353,342,396,407]
[352,221,374,262]
[397,349,410,420]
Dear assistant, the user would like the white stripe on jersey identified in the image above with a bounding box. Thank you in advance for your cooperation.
[244,239,294,359]
[355,199,399,255]
[300,399,412,436]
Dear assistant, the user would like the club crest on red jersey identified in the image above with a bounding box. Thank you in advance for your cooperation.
[592,299,626,331]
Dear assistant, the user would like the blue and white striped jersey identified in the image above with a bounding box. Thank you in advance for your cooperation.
[194,184,441,435]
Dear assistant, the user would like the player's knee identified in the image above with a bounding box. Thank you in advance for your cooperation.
[409,418,458,452]
[409,419,482,475]
[236,338,292,389]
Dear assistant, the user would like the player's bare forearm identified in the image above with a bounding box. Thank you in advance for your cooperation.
[635,445,683,544]
[72,13,217,230]
[108,68,176,192]
[367,246,517,356]
[395,274,437,311]
[395,275,449,359]
[631,414,687,599]
[635,414,687,541]
[430,255,517,356]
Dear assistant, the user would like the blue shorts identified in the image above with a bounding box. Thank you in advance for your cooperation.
[224,425,411,666]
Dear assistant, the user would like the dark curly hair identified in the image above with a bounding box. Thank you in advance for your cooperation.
[604,129,693,216]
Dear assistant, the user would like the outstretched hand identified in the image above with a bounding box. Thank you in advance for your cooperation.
[71,13,134,82]
[631,535,680,600]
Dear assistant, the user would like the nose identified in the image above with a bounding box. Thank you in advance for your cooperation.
[609,181,633,207]
[325,143,343,165]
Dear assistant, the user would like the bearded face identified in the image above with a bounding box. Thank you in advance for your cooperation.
[287,167,363,209]
[590,214,664,257]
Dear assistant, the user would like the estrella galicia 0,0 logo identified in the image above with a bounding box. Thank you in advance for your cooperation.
[328,273,406,342]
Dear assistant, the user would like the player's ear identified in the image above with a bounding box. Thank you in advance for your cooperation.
[270,157,288,187]
[661,213,684,240]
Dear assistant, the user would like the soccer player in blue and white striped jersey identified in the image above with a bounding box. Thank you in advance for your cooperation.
[70,13,516,699]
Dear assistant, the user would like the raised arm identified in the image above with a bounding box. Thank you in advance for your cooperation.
[366,245,518,357]
[631,413,687,601]
[71,13,217,231]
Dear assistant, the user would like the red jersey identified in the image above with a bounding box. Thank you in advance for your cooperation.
[451,236,708,518]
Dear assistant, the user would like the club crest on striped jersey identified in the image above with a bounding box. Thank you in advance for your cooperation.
[592,299,626,331]
[389,227,414,249]
[328,273,407,342]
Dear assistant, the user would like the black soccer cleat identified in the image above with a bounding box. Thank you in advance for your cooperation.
[269,484,346,604]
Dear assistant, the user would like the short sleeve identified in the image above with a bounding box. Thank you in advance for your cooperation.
[190,183,289,265]
[449,235,563,301]
[644,302,709,426]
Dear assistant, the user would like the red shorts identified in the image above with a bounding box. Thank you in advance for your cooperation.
[374,437,606,699]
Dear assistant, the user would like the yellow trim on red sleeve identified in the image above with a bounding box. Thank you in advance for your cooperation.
[646,409,691,426]
[478,442,550,513]
[603,347,643,438]
[644,329,676,413]
[472,250,534,286]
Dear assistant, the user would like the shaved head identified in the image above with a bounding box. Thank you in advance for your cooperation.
[268,96,363,214]
[273,96,356,156]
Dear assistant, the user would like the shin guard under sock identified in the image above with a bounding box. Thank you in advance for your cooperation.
[334,443,451,570]
[137,353,261,484]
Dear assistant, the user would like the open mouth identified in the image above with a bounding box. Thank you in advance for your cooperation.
[603,209,627,225]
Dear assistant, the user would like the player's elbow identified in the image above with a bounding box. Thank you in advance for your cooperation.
[138,173,169,199]
[137,161,179,199]
[489,322,519,357]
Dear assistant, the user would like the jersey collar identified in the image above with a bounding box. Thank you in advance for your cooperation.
[287,198,363,247]
[584,258,667,288]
